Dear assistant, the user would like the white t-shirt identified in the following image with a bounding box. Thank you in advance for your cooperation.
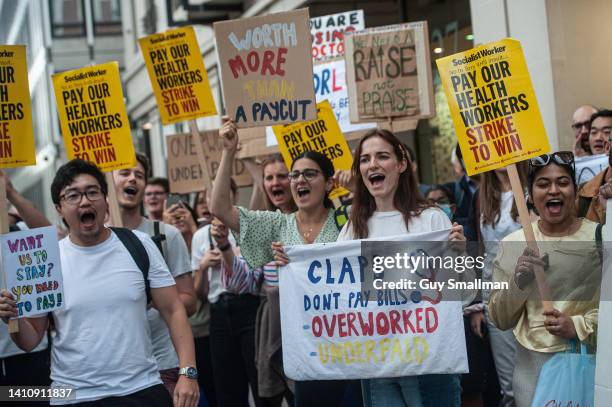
[191,224,236,304]
[480,190,521,302]
[337,207,451,241]
[48,230,175,405]
[137,218,191,370]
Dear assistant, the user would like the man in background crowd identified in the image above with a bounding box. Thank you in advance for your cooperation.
[145,177,170,221]
[572,104,598,157]
[577,109,612,224]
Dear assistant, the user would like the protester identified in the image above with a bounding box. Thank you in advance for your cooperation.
[404,144,430,196]
[211,116,361,407]
[425,184,456,220]
[144,177,170,221]
[161,198,216,406]
[192,190,212,228]
[466,164,528,407]
[114,153,197,395]
[0,170,52,395]
[192,178,263,407]
[0,159,198,406]
[445,144,480,241]
[576,109,612,224]
[489,152,600,407]
[334,129,464,407]
[222,154,296,406]
[572,105,598,157]
[587,109,610,156]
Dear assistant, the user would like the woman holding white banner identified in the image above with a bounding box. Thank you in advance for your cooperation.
[336,129,465,407]
[211,117,362,407]
[489,152,600,406]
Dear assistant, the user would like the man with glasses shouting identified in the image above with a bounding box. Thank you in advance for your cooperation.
[577,109,612,223]
[571,104,598,157]
[0,159,199,407]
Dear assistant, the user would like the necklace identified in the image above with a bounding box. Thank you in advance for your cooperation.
[296,212,325,243]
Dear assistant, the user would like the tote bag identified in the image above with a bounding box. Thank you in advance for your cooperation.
[531,340,595,407]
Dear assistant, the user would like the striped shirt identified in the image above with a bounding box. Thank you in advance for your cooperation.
[222,258,279,295]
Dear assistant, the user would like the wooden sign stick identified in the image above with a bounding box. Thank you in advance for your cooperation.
[105,173,123,228]
[0,176,19,333]
[507,163,553,312]
[188,120,213,191]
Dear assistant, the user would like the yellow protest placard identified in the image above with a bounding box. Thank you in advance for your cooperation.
[0,45,35,168]
[436,39,550,175]
[273,99,352,199]
[139,26,217,125]
[52,61,136,172]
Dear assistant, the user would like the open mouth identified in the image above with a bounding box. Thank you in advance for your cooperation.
[296,186,311,198]
[124,186,138,197]
[271,187,285,198]
[545,199,563,215]
[79,211,97,226]
[368,173,386,187]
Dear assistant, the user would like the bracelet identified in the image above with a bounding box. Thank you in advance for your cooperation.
[218,243,232,252]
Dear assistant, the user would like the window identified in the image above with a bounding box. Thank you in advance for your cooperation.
[50,0,86,38]
[92,0,122,35]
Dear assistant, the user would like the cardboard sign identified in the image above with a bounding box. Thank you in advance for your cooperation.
[214,8,316,128]
[0,45,35,168]
[2,226,63,318]
[166,130,252,194]
[139,26,217,125]
[345,21,434,122]
[266,58,376,147]
[280,229,468,380]
[52,62,136,172]
[576,153,608,186]
[310,10,365,60]
[273,100,352,198]
[436,39,551,175]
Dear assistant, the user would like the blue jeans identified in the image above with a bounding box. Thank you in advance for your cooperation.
[363,374,460,407]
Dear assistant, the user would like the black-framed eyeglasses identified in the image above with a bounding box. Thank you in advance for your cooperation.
[571,121,590,132]
[60,188,104,205]
[288,169,321,182]
[528,151,575,171]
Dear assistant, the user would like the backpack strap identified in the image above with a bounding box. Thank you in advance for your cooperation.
[578,196,592,218]
[596,223,603,243]
[110,227,152,305]
[150,221,167,259]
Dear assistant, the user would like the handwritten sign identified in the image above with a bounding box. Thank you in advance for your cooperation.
[575,154,608,186]
[0,45,35,168]
[266,58,376,147]
[214,8,316,127]
[166,130,252,194]
[52,62,136,172]
[310,10,364,60]
[273,100,352,198]
[2,226,63,317]
[436,39,551,175]
[345,21,434,122]
[139,26,217,124]
[280,230,468,380]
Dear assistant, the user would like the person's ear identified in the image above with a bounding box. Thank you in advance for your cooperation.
[398,158,408,174]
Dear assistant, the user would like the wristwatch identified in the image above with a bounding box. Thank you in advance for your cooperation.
[178,366,199,380]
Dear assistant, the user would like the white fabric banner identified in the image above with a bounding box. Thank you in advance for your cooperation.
[575,154,609,186]
[280,229,468,380]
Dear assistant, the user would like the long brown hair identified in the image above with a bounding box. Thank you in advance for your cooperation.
[261,154,297,212]
[480,161,527,226]
[349,129,431,238]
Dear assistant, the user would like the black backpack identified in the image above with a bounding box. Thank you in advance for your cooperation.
[110,227,152,305]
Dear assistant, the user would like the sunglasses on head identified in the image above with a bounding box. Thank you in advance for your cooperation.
[528,151,575,170]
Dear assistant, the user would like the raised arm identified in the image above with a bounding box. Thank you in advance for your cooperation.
[210,116,240,232]
[0,290,49,352]
[2,170,52,228]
